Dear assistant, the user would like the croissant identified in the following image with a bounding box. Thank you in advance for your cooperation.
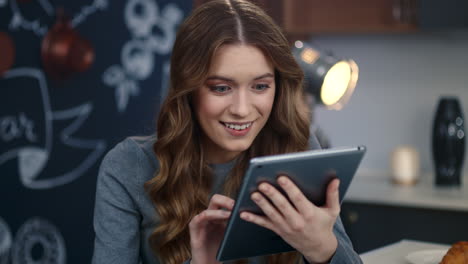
[440,241,468,264]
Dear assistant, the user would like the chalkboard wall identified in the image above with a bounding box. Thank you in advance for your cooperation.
[0,1,191,263]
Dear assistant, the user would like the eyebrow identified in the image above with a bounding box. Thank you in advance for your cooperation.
[205,73,274,83]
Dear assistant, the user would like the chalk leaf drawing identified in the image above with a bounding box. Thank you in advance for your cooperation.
[18,147,49,185]
[71,0,109,27]
[7,0,108,36]
[0,68,106,189]
[102,0,183,113]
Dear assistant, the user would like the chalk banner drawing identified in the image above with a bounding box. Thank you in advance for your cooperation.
[102,0,183,112]
[0,68,106,189]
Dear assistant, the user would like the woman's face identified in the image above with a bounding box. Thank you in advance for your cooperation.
[194,44,276,163]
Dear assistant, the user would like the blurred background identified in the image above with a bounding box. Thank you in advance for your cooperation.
[0,0,190,263]
[1,0,467,263]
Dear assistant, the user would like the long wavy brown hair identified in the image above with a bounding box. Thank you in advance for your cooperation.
[145,1,310,263]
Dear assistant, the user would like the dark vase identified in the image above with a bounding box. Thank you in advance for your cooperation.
[432,96,465,186]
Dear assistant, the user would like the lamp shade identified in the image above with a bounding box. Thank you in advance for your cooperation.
[292,41,359,110]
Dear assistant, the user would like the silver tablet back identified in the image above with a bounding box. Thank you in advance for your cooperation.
[217,146,366,261]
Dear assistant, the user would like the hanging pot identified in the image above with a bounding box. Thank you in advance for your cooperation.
[0,31,15,76]
[41,10,94,79]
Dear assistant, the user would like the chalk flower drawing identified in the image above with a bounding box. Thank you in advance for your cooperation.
[102,0,183,112]
[11,218,66,264]
[0,216,66,264]
[0,217,12,264]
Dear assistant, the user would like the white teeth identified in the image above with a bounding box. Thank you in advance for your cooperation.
[223,122,252,130]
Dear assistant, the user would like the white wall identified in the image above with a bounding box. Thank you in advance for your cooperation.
[311,31,468,176]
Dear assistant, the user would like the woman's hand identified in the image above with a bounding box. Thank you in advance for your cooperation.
[189,194,235,264]
[240,176,341,264]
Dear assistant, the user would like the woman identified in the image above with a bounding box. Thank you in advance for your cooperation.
[92,1,362,264]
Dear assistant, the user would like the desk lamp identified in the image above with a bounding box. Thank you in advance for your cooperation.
[292,41,359,110]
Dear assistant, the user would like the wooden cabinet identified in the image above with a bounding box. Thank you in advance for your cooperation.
[193,0,418,36]
[282,0,417,34]
[193,0,468,37]
[341,202,468,253]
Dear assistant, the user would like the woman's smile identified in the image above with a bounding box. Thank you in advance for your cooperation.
[220,121,254,136]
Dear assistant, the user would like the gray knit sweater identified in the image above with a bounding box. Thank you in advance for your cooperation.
[91,136,362,264]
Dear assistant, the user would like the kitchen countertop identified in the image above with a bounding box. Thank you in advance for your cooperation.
[360,239,450,264]
[344,169,468,212]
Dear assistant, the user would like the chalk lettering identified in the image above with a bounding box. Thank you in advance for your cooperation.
[0,113,37,143]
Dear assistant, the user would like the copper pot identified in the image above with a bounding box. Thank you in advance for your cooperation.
[41,11,94,79]
[0,31,15,76]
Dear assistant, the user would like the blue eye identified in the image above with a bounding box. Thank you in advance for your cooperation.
[254,84,270,91]
[210,85,231,93]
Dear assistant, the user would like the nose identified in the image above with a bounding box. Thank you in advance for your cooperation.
[229,88,250,118]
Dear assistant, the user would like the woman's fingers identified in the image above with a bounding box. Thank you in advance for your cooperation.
[325,178,341,217]
[257,182,300,218]
[240,211,275,231]
[207,194,235,210]
[189,208,231,250]
[250,191,285,225]
[198,209,231,221]
[277,176,312,214]
[239,177,342,262]
[189,209,231,229]
[190,195,234,234]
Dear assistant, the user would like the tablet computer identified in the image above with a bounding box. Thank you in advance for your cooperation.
[216,146,366,261]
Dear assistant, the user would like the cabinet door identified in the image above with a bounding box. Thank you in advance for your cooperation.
[283,0,418,34]
[341,202,468,253]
